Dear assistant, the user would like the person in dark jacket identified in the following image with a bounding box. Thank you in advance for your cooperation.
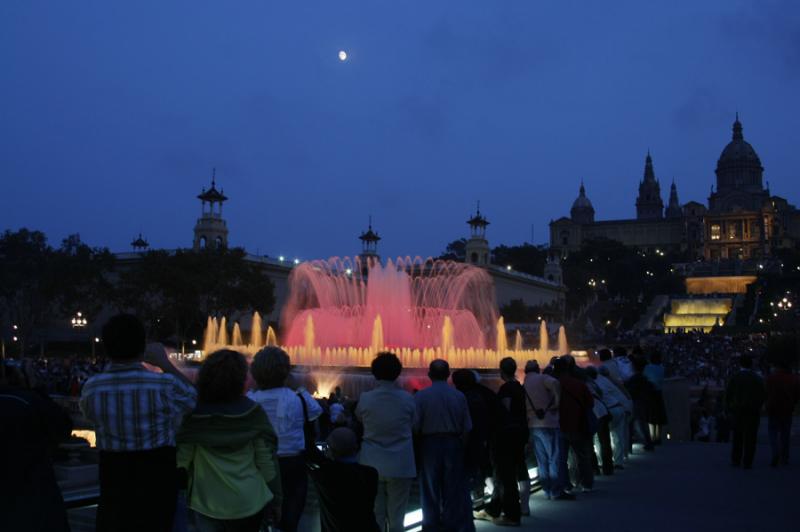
[553,357,595,493]
[1,360,73,532]
[726,356,765,469]
[307,427,380,532]
[765,360,799,467]
[625,357,656,452]
[452,369,493,501]
[476,358,527,526]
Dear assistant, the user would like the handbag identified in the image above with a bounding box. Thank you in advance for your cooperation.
[297,391,325,462]
[523,387,553,421]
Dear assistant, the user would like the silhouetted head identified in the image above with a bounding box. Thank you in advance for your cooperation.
[102,314,146,361]
[371,352,402,382]
[327,427,359,460]
[613,346,628,359]
[499,357,517,379]
[632,356,647,373]
[251,346,291,389]
[562,354,576,369]
[584,365,598,379]
[598,348,612,362]
[649,351,662,365]
[197,349,248,403]
[738,355,753,370]
[428,359,450,382]
[552,357,568,377]
[452,369,477,392]
[524,360,540,374]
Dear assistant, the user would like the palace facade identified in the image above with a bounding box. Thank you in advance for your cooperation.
[549,117,800,260]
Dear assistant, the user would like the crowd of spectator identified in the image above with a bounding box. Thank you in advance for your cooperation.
[2,314,797,532]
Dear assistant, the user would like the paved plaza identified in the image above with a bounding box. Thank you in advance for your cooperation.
[480,440,797,532]
[68,425,798,532]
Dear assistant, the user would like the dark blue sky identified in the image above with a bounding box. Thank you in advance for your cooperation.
[2,1,799,261]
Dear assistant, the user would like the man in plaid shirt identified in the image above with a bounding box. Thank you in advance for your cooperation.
[80,314,196,532]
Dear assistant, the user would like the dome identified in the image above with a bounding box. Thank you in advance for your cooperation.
[715,115,764,193]
[571,183,594,211]
[717,116,762,167]
[570,182,595,224]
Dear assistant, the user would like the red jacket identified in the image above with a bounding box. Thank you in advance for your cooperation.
[766,370,800,418]
[558,374,594,435]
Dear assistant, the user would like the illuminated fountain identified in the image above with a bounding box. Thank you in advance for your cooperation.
[202,257,572,373]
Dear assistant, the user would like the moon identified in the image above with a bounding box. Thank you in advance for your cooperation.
[338,50,347,61]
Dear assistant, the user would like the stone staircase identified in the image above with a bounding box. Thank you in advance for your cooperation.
[635,294,670,331]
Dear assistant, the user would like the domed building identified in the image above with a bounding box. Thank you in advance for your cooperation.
[549,116,799,260]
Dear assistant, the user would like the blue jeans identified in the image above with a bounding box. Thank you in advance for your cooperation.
[419,435,475,532]
[530,427,561,497]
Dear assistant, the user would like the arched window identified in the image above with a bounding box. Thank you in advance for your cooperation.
[470,252,478,263]
[199,236,207,248]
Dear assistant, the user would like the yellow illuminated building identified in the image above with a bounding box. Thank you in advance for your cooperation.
[663,298,733,333]
[685,276,756,295]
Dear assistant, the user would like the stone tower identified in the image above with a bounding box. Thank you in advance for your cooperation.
[665,180,682,218]
[570,181,595,224]
[543,255,563,285]
[193,169,229,250]
[636,152,664,219]
[465,203,491,266]
[358,216,381,267]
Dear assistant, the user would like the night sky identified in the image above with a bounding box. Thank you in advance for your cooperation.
[2,1,799,261]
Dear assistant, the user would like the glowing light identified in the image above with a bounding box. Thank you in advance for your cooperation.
[94,337,100,343]
[506,265,512,271]
[278,256,285,262]
[293,258,300,265]
[338,50,347,61]
[71,430,97,447]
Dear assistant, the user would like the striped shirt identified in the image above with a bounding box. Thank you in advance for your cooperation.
[80,362,197,451]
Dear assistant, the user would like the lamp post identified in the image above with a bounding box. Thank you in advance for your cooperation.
[71,312,89,357]
[71,312,88,328]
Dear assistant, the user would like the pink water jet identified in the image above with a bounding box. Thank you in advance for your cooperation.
[282,257,499,351]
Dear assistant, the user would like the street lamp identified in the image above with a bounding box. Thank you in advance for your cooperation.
[71,312,88,328]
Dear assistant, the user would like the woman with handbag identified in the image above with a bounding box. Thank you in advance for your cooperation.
[248,347,323,532]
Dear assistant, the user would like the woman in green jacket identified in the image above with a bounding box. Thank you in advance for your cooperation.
[177,349,282,531]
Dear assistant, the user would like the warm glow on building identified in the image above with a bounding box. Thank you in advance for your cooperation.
[685,276,756,295]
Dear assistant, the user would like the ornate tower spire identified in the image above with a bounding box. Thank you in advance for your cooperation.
[358,215,381,268]
[193,168,229,250]
[665,179,682,218]
[732,112,743,141]
[465,203,490,266]
[636,152,664,219]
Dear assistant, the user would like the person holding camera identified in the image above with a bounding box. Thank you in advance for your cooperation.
[80,314,197,532]
[522,360,573,501]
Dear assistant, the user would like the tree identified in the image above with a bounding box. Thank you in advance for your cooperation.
[438,238,467,261]
[0,230,114,354]
[112,247,275,344]
[492,244,547,276]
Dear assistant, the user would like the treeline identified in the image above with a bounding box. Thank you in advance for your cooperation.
[0,229,274,352]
